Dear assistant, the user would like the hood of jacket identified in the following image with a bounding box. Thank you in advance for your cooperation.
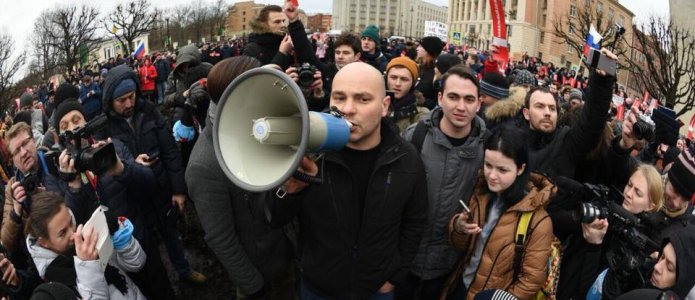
[484,85,527,123]
[665,225,695,297]
[472,172,554,212]
[174,44,201,75]
[26,234,62,279]
[102,65,142,115]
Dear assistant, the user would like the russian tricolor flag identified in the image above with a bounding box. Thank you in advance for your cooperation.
[583,25,603,56]
[133,42,145,60]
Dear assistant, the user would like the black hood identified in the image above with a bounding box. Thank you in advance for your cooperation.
[664,223,695,297]
[174,44,201,76]
[102,64,141,116]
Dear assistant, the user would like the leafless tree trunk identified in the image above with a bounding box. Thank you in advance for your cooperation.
[45,4,101,75]
[0,33,27,110]
[32,11,62,80]
[104,0,159,55]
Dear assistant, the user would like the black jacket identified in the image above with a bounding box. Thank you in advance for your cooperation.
[417,65,437,110]
[186,116,294,295]
[243,33,292,70]
[102,65,187,196]
[272,120,428,299]
[154,58,171,83]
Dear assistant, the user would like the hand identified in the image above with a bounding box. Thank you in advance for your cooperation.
[74,224,99,261]
[11,182,26,216]
[454,212,481,234]
[620,106,640,149]
[281,156,318,194]
[0,258,17,286]
[311,71,324,98]
[378,281,395,293]
[182,89,190,98]
[595,48,618,77]
[285,67,299,82]
[172,194,186,212]
[581,218,609,245]
[279,34,293,56]
[135,153,158,167]
[284,1,299,22]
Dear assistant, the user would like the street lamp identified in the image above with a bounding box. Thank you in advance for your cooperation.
[165,17,170,50]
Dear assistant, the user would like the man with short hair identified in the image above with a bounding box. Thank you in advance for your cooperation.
[385,56,428,132]
[360,25,388,72]
[274,62,427,299]
[78,75,102,121]
[244,5,292,69]
[400,66,487,299]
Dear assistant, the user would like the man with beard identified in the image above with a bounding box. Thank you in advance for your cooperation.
[244,5,293,70]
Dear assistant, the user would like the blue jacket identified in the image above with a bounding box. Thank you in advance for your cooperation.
[79,82,102,121]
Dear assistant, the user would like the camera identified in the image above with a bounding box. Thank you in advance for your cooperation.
[632,114,655,141]
[296,63,318,89]
[45,114,118,176]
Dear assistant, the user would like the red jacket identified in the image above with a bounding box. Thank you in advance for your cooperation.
[139,64,157,91]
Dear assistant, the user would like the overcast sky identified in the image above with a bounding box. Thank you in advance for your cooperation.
[0,0,669,76]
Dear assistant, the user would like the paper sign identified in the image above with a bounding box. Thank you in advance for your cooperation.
[84,206,114,271]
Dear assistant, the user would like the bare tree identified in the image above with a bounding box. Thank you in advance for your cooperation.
[208,0,228,39]
[552,3,629,67]
[171,5,192,45]
[32,11,63,80]
[626,17,695,117]
[0,33,27,109]
[189,1,210,42]
[104,0,160,55]
[45,4,101,75]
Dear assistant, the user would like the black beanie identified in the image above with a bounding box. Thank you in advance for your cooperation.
[54,83,80,109]
[53,100,85,131]
[668,145,695,201]
[663,224,695,298]
[421,36,443,58]
[435,54,462,74]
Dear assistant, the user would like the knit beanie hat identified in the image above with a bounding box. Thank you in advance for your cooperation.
[113,79,137,100]
[54,83,80,109]
[435,54,462,74]
[668,145,695,200]
[30,282,78,300]
[53,100,85,131]
[513,69,536,86]
[420,36,443,57]
[663,147,681,167]
[20,93,33,108]
[480,72,510,100]
[569,88,583,101]
[386,56,419,81]
[361,25,380,42]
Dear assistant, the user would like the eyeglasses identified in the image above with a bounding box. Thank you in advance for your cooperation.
[10,136,34,158]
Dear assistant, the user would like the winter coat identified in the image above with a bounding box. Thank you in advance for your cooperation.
[482,86,527,135]
[102,65,186,197]
[154,59,171,83]
[360,50,388,73]
[442,173,554,300]
[79,82,103,121]
[164,44,201,125]
[186,112,294,296]
[138,64,157,92]
[243,33,292,70]
[27,232,146,300]
[403,109,487,280]
[272,120,428,300]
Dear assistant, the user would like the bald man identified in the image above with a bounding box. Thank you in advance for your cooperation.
[274,62,428,299]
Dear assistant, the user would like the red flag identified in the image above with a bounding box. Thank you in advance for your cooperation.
[617,104,625,121]
[489,0,508,71]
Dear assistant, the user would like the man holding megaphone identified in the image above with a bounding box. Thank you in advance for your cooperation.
[274,62,428,299]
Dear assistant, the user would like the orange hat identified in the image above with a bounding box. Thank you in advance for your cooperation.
[386,56,419,81]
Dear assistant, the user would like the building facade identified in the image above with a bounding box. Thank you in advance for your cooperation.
[226,1,308,37]
[670,0,695,136]
[449,0,633,85]
[308,13,333,32]
[92,34,150,63]
[332,0,447,38]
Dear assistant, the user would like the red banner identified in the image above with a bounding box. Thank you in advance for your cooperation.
[688,113,695,140]
[489,0,508,71]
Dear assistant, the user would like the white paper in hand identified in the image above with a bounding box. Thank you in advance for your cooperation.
[84,206,114,271]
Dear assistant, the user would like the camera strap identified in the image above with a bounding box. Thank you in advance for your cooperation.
[512,211,535,281]
[84,171,100,201]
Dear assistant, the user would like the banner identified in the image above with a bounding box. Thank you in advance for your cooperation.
[424,21,449,42]
[489,0,508,71]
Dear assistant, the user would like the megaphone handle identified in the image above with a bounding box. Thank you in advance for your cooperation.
[292,170,323,184]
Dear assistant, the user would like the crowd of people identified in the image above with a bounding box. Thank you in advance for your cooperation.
[0,0,693,299]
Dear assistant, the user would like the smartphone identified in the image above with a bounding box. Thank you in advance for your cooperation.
[145,151,160,162]
[586,49,617,77]
[459,200,471,214]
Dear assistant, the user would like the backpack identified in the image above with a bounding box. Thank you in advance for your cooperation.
[513,211,562,300]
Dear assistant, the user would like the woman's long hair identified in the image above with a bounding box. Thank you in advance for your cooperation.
[484,126,531,206]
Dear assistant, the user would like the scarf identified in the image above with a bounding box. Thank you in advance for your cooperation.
[390,91,418,121]
[45,254,128,297]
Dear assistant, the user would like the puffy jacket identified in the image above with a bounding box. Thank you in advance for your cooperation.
[272,120,428,300]
[243,32,292,69]
[186,113,294,296]
[138,63,157,92]
[442,173,554,300]
[403,109,486,280]
[164,44,201,125]
[27,231,146,300]
[102,65,186,196]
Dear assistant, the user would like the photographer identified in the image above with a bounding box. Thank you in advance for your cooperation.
[579,164,664,299]
[284,64,326,112]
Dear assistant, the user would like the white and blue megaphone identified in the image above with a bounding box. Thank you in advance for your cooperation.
[213,67,351,192]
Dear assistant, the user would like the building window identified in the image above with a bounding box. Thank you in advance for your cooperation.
[507,25,512,37]
[540,31,545,43]
[569,22,575,34]
[487,24,491,34]
[543,0,547,9]
[584,0,590,7]
[542,14,547,25]
[242,11,246,15]
[618,15,625,26]
[569,5,577,17]
[597,2,603,13]
[242,25,246,30]
[608,9,614,20]
[568,43,573,53]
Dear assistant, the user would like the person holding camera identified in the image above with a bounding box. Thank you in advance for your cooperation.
[284,64,326,112]
[441,127,554,300]
[243,5,293,69]
[579,164,664,300]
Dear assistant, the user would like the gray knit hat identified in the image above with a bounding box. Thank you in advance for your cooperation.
[480,72,510,100]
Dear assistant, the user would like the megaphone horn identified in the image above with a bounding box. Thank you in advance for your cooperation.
[213,67,351,192]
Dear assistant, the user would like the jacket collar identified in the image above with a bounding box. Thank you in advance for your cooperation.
[473,172,554,212]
